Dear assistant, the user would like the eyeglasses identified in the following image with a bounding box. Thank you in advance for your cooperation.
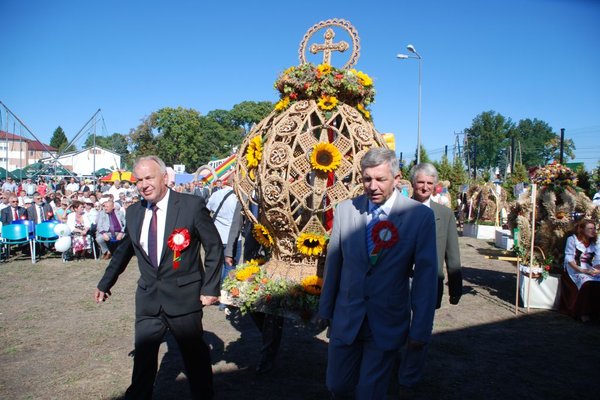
[10,200,18,203]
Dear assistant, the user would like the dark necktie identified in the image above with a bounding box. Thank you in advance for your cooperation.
[39,206,45,222]
[148,205,158,268]
[13,208,18,221]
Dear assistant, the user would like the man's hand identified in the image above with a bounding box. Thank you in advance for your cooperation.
[200,295,219,306]
[224,256,234,266]
[94,288,111,303]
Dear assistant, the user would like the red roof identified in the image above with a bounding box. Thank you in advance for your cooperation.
[0,130,56,151]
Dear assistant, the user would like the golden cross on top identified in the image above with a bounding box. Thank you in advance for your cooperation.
[309,28,349,65]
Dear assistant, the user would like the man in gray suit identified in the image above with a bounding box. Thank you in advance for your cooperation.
[396,163,463,389]
[318,148,438,399]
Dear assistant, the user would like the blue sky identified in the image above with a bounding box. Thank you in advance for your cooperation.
[2,0,599,170]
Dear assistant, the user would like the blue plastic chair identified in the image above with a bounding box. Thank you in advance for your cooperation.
[12,219,35,239]
[1,223,35,263]
[34,221,59,263]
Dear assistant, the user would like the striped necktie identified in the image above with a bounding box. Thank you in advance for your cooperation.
[366,206,382,256]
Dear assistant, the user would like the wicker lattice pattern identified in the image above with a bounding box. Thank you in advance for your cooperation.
[234,101,386,281]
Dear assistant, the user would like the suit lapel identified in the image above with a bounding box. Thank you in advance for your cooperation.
[372,191,405,265]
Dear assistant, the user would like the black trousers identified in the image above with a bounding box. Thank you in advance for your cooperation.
[125,309,213,400]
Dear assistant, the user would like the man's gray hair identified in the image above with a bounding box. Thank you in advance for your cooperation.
[134,155,167,174]
[360,148,399,176]
[409,163,439,185]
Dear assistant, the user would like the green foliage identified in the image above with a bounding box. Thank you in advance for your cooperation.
[230,101,274,134]
[464,111,512,173]
[512,118,556,167]
[502,162,529,201]
[49,126,71,153]
[575,167,592,198]
[85,133,129,157]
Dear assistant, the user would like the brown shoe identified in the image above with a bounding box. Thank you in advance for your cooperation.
[102,252,112,260]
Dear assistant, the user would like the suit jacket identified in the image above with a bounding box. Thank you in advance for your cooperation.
[318,191,438,350]
[96,209,127,235]
[1,206,27,225]
[25,203,54,224]
[97,190,224,317]
[430,201,463,307]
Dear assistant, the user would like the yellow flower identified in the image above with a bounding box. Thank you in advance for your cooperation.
[310,142,342,173]
[275,96,290,111]
[301,275,324,296]
[284,66,295,75]
[317,95,338,111]
[317,64,332,75]
[253,223,274,248]
[248,168,256,181]
[356,70,373,86]
[296,232,327,256]
[235,264,260,281]
[357,103,371,119]
[246,136,262,168]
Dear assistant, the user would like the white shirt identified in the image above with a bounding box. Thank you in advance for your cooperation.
[206,186,238,245]
[140,190,170,264]
[367,189,398,223]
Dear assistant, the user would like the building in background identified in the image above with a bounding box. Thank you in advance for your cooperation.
[0,130,57,170]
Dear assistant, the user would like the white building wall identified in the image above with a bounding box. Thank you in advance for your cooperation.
[54,147,121,175]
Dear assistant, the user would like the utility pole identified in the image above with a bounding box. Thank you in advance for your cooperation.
[559,128,565,164]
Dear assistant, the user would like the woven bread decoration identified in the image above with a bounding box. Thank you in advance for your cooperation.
[233,19,389,281]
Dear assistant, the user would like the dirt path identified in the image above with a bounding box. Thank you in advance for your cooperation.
[0,236,598,399]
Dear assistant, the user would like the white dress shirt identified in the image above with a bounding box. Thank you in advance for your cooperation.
[140,190,170,264]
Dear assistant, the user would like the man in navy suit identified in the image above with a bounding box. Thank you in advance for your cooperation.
[318,148,438,399]
[94,156,223,399]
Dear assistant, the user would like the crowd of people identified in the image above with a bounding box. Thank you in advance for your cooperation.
[0,175,142,260]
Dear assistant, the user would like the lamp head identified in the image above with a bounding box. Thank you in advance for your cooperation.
[407,44,416,53]
[396,54,409,59]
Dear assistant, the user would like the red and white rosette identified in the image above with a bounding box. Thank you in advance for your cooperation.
[370,220,399,264]
[167,228,191,270]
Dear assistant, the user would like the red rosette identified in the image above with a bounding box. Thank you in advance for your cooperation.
[371,220,399,252]
[167,228,191,269]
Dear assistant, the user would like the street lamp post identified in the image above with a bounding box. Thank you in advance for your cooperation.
[397,44,423,165]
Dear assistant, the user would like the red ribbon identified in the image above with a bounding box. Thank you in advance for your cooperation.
[167,228,191,270]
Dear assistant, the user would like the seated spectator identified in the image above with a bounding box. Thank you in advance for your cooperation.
[66,200,91,259]
[26,192,54,224]
[55,198,71,223]
[561,219,600,322]
[95,198,126,260]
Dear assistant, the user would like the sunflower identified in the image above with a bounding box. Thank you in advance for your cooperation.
[275,96,290,111]
[235,264,260,281]
[317,64,332,76]
[246,136,262,168]
[355,70,373,86]
[310,142,342,173]
[253,223,274,248]
[357,103,371,120]
[296,232,328,256]
[301,275,324,296]
[317,95,338,111]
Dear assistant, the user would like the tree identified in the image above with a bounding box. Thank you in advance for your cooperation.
[542,136,576,164]
[128,116,159,163]
[49,126,70,153]
[230,101,274,134]
[85,133,129,156]
[464,111,513,177]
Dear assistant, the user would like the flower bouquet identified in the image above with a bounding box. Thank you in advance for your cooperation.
[222,259,323,321]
